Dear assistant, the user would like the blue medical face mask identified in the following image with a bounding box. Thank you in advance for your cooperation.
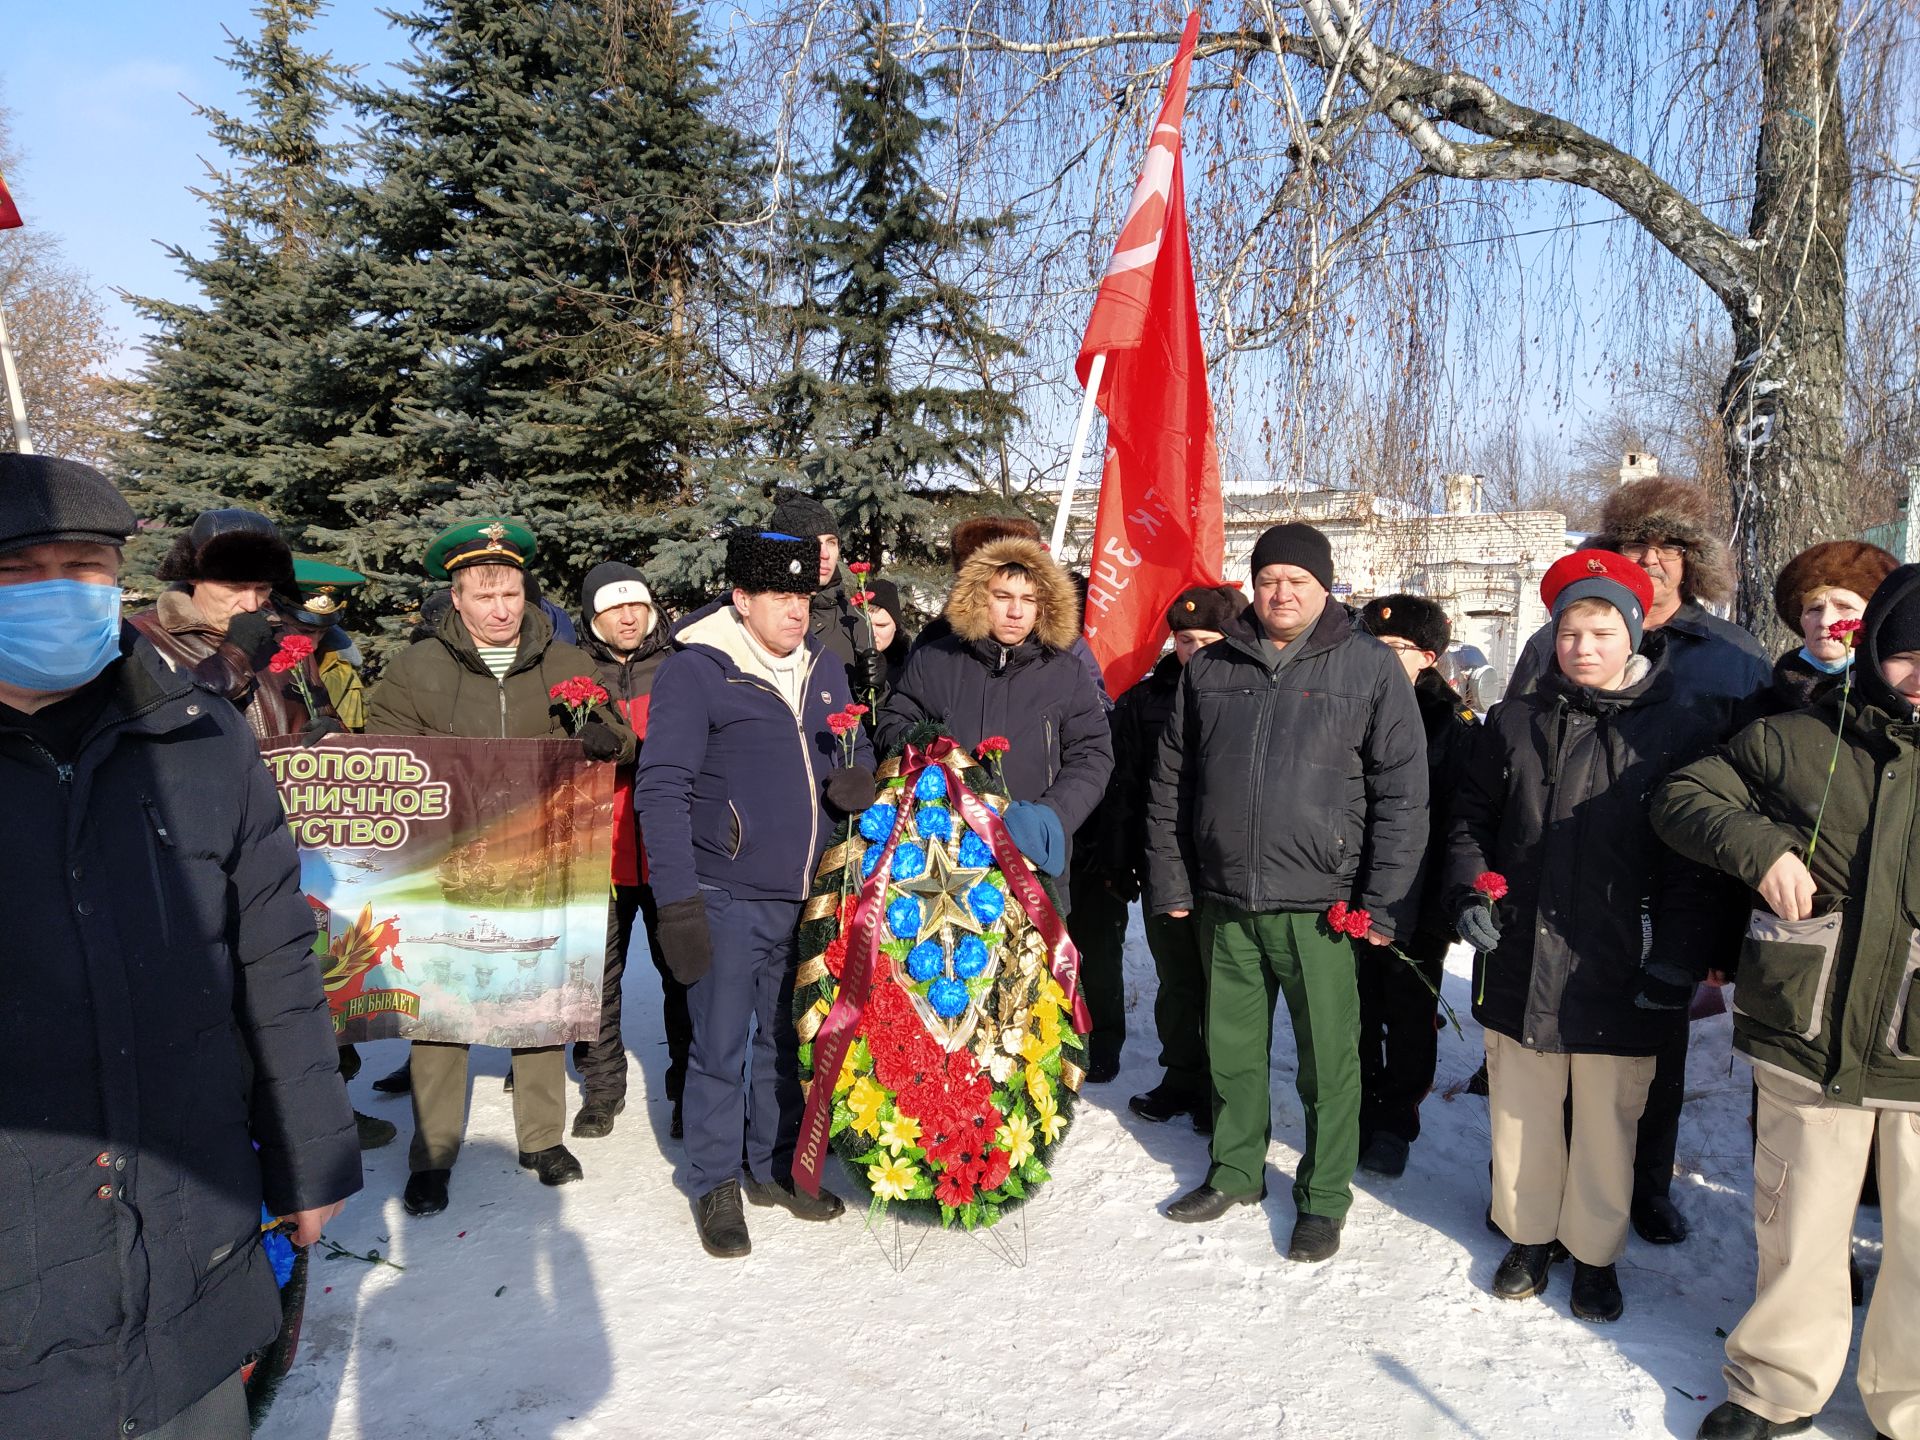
[0,579,124,692]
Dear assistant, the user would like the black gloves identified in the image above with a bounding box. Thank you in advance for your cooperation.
[1456,902,1502,954]
[656,896,713,985]
[1633,959,1696,1012]
[225,610,275,660]
[847,648,886,699]
[578,713,624,762]
[824,765,878,815]
[300,715,344,747]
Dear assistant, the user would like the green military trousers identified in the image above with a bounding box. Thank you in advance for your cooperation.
[1199,904,1362,1221]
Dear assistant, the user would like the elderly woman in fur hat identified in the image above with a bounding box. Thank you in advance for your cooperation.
[1763,540,1899,715]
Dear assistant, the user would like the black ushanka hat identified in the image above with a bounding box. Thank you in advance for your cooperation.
[727,529,819,595]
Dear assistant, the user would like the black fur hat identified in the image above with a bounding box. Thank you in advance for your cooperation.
[155,508,296,596]
[727,529,819,596]
[1165,584,1243,634]
[1360,594,1451,656]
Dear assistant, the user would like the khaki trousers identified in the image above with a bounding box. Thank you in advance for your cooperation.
[1485,1030,1655,1266]
[407,1041,566,1172]
[1724,1066,1920,1438]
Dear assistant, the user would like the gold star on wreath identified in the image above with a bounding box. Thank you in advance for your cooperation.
[893,835,991,938]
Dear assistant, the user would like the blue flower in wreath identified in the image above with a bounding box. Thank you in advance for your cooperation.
[858,803,898,843]
[927,976,969,1019]
[887,896,923,940]
[967,880,1005,926]
[916,804,954,844]
[860,845,884,880]
[890,842,927,882]
[914,766,949,801]
[952,935,989,979]
[958,830,994,869]
[905,940,944,983]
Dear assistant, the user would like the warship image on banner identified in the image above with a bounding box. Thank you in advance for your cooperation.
[412,916,560,953]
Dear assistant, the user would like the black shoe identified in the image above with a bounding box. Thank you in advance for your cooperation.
[744,1176,846,1221]
[571,1097,625,1139]
[1085,1053,1121,1084]
[1128,1084,1205,1124]
[503,1070,515,1094]
[1569,1261,1624,1322]
[669,1100,684,1140]
[1695,1401,1812,1439]
[1485,1206,1502,1236]
[1631,1192,1689,1245]
[1357,1131,1410,1178]
[371,1060,412,1095]
[1192,1104,1213,1135]
[1286,1212,1344,1263]
[517,1145,584,1186]
[1851,1254,1864,1307]
[695,1180,751,1258]
[1466,1061,1489,1097]
[1164,1183,1265,1223]
[403,1169,450,1217]
[355,1109,398,1150]
[1491,1242,1560,1300]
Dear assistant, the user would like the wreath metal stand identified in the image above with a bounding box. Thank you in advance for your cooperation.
[863,1207,931,1274]
[962,1204,1029,1270]
[862,1202,1030,1273]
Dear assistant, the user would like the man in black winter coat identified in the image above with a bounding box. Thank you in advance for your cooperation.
[1117,584,1242,1129]
[767,490,886,703]
[1355,595,1477,1179]
[0,455,360,1440]
[1145,523,1427,1264]
[570,562,686,1140]
[876,536,1114,894]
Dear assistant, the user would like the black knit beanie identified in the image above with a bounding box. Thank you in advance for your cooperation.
[1249,523,1334,592]
[768,490,839,542]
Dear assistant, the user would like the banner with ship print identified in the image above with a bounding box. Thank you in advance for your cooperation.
[259,734,616,1047]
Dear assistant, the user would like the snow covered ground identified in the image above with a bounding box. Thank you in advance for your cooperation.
[260,918,1887,1440]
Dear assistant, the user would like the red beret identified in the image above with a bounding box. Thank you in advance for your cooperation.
[1542,549,1655,615]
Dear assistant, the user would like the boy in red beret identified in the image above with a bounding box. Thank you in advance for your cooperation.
[1447,550,1740,1321]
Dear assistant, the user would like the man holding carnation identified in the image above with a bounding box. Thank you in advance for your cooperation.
[637,530,877,1258]
[1145,523,1426,1263]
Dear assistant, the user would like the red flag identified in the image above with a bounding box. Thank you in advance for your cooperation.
[1074,10,1224,696]
[0,173,21,231]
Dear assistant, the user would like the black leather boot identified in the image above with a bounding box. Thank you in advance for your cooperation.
[517,1145,584,1186]
[695,1180,751,1258]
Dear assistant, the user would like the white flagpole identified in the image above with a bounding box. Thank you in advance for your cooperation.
[0,299,31,454]
[1050,351,1106,556]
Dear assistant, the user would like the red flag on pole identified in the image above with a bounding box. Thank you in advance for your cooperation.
[0,173,22,230]
[1074,10,1224,696]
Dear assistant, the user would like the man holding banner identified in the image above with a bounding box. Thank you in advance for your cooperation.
[637,529,877,1259]
[365,517,632,1219]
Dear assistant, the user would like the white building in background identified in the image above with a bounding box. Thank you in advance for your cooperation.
[1060,471,1574,698]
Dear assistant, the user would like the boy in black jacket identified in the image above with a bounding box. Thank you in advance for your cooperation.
[1355,596,1477,1178]
[1449,550,1735,1322]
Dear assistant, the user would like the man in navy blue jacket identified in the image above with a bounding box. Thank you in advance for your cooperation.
[636,530,876,1258]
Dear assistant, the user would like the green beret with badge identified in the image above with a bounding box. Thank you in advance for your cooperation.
[424,517,536,580]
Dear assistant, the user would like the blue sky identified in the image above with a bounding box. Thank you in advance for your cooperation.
[2,2,412,366]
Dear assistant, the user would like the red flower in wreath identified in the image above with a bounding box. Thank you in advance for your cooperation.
[980,1148,1012,1192]
[934,1166,978,1207]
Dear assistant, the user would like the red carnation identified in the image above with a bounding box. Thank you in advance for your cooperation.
[1830,617,1864,647]
[845,703,870,717]
[1327,901,1350,934]
[848,561,872,576]
[1472,872,1509,902]
[1343,907,1374,939]
[975,736,1011,758]
[827,713,857,736]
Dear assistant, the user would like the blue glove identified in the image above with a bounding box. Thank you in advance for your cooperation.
[1456,901,1502,953]
[1002,801,1067,877]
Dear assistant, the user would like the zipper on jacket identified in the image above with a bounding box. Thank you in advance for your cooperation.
[24,737,73,787]
[1245,667,1279,912]
[1045,715,1056,788]
[142,796,176,849]
[499,678,509,738]
[140,792,174,944]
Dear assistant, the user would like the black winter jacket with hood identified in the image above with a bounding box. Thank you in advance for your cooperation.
[1144,598,1429,937]
[0,637,360,1439]
[1447,640,1741,1055]
[876,537,1114,889]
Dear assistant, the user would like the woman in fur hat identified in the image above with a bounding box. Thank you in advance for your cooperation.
[1764,539,1898,714]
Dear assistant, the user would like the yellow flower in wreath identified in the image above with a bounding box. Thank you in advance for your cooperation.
[1024,1063,1050,1109]
[869,1154,918,1202]
[878,1111,922,1155]
[1034,1005,1063,1051]
[847,1076,887,1138]
[995,1109,1036,1169]
[835,1043,860,1095]
[1035,1087,1064,1144]
[1019,1029,1049,1067]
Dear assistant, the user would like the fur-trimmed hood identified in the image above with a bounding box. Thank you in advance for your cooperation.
[944,537,1080,652]
[1590,478,1733,607]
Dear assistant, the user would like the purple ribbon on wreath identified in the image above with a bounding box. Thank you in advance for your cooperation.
[792,736,1089,1197]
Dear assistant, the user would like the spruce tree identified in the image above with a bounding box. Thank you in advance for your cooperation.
[763,15,1023,578]
[118,0,361,584]
[321,0,761,614]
